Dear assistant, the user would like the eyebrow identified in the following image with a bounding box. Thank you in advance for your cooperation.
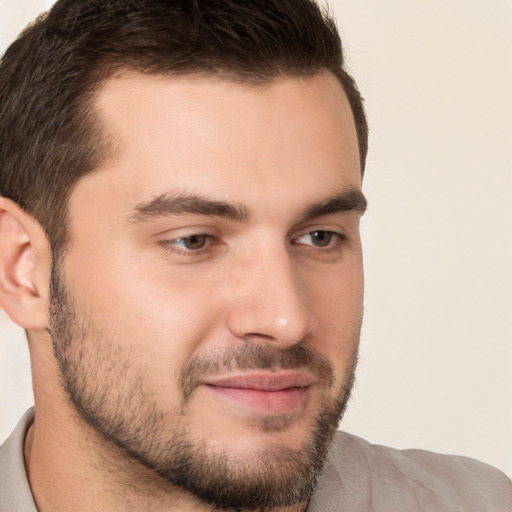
[129,189,367,224]
[301,189,367,221]
[130,193,250,223]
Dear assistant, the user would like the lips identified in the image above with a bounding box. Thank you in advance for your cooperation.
[201,372,315,415]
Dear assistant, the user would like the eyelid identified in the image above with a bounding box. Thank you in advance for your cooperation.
[152,223,219,239]
[156,226,222,257]
[160,236,220,259]
[293,230,346,245]
[175,233,215,247]
[291,222,347,240]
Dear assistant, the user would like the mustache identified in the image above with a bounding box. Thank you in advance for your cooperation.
[179,343,335,402]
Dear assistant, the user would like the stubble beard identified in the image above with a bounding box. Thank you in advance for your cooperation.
[48,261,359,511]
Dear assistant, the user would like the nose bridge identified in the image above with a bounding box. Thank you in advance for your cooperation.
[226,241,315,345]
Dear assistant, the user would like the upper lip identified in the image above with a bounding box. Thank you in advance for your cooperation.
[202,372,316,391]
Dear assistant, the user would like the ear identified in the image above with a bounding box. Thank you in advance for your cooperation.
[0,197,51,330]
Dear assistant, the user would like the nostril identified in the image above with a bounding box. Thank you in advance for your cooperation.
[244,333,275,343]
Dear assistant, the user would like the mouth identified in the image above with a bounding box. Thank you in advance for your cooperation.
[201,372,315,415]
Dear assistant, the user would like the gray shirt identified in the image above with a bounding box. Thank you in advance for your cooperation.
[1,409,511,511]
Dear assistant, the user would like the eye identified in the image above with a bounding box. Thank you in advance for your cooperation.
[295,230,344,247]
[169,234,213,251]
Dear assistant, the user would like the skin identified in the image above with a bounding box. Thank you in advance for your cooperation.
[0,70,365,511]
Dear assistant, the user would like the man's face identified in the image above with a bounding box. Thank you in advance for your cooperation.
[49,71,365,509]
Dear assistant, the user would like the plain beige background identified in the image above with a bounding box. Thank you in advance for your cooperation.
[1,0,511,477]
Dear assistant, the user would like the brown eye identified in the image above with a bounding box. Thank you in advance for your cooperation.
[309,231,333,247]
[296,230,339,247]
[172,234,211,251]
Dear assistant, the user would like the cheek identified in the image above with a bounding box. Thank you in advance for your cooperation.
[117,270,226,359]
[304,254,363,318]
[65,247,228,386]
[302,260,363,361]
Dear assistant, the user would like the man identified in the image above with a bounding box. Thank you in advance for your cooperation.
[0,0,510,510]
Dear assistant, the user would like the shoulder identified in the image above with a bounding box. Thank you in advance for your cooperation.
[309,431,512,512]
[0,409,37,512]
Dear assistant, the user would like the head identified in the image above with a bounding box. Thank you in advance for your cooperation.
[0,1,368,510]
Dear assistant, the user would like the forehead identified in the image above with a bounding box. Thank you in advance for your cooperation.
[73,71,361,221]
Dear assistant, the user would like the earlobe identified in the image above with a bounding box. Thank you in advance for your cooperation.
[0,198,51,330]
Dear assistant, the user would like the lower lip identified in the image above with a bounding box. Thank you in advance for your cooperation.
[205,385,310,415]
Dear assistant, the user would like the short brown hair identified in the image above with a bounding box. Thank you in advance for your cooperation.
[0,0,368,249]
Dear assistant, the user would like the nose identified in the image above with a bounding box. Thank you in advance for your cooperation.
[225,246,317,347]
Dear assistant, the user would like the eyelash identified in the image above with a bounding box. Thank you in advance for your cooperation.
[292,230,347,251]
[161,234,218,256]
[161,230,347,257]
